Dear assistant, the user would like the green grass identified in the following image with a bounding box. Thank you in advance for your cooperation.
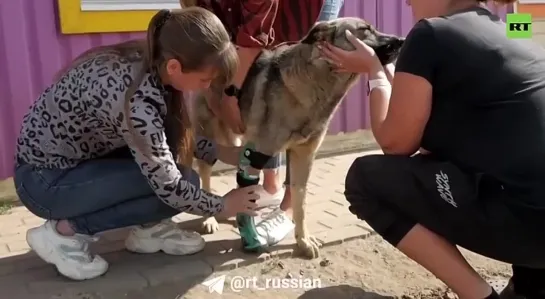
[0,177,18,215]
[0,201,14,215]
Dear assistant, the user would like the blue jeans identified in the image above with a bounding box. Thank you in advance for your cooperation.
[318,0,344,21]
[13,147,199,235]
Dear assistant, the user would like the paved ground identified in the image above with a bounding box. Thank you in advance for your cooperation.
[0,151,382,299]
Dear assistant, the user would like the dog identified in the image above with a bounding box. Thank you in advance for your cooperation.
[193,17,404,259]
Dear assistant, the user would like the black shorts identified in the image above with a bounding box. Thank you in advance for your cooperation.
[344,154,545,268]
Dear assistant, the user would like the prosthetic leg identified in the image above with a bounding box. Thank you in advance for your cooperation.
[235,142,274,252]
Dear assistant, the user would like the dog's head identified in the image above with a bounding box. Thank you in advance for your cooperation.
[301,17,404,65]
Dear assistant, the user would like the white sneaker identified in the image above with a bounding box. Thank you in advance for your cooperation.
[256,186,285,208]
[26,220,108,280]
[125,220,205,255]
[255,208,294,246]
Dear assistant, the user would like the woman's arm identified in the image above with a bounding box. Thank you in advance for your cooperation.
[120,93,225,216]
[368,21,437,155]
[384,63,395,84]
[320,22,437,156]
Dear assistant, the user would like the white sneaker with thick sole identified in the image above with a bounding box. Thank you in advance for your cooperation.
[255,208,295,246]
[26,220,108,280]
[125,220,205,255]
[255,185,285,208]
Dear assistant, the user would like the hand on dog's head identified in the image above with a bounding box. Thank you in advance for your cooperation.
[301,17,404,65]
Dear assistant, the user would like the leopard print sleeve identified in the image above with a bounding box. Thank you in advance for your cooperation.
[119,92,225,216]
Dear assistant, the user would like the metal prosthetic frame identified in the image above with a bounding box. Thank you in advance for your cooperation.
[236,142,274,252]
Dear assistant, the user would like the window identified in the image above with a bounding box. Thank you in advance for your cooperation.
[57,0,181,34]
[518,0,545,3]
[80,0,180,11]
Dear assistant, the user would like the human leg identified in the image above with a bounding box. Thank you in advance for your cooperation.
[344,154,545,299]
[193,136,285,235]
[262,157,285,200]
[194,136,284,207]
[318,0,345,21]
[14,154,204,280]
[223,144,293,247]
[193,135,293,245]
[254,149,294,247]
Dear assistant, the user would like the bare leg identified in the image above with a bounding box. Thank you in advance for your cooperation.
[263,169,281,194]
[217,145,285,202]
[398,224,494,299]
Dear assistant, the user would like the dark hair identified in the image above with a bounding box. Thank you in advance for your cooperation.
[55,7,238,167]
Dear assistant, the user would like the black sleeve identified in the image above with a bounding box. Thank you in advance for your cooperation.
[394,19,439,84]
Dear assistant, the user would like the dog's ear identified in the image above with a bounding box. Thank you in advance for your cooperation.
[179,0,196,7]
[301,21,337,44]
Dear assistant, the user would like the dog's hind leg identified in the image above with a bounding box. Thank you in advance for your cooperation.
[289,133,326,259]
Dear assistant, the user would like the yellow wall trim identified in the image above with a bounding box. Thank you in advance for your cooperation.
[58,0,157,34]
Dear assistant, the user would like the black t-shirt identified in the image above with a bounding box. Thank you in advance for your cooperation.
[395,6,545,204]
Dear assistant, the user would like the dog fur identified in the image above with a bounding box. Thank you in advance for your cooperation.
[193,17,404,259]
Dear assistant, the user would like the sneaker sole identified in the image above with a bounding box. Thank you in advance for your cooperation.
[124,236,206,256]
[26,227,108,280]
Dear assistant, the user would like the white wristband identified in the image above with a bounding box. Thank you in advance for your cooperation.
[368,78,391,93]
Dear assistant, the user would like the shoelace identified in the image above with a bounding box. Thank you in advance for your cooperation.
[258,210,288,231]
[71,234,100,263]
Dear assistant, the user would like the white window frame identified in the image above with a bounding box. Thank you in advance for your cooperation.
[518,0,545,3]
[80,0,181,11]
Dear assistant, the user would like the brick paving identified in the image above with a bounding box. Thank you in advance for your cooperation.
[0,150,380,298]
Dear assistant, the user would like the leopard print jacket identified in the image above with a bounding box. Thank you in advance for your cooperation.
[15,53,224,215]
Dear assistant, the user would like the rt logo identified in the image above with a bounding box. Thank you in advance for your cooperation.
[506,13,532,39]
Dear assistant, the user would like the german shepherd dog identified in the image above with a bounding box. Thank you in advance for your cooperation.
[193,17,404,259]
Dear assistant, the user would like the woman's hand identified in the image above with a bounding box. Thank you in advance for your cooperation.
[219,185,262,217]
[319,30,383,74]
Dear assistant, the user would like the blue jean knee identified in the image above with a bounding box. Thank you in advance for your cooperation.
[13,157,197,235]
[318,0,344,21]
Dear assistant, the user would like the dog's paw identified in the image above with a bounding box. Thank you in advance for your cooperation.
[201,216,220,234]
[296,235,322,259]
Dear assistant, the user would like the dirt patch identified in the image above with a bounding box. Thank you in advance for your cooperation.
[113,235,511,299]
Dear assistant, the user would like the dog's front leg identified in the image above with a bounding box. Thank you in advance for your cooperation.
[289,134,325,259]
[196,158,221,234]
